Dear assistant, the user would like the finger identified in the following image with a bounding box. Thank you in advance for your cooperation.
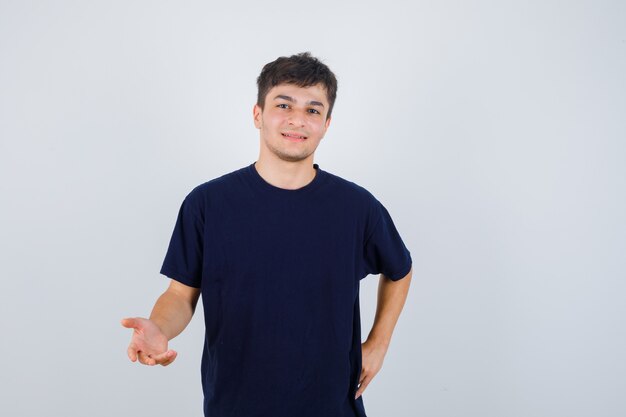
[159,351,178,367]
[127,344,138,362]
[137,351,153,366]
[152,350,177,366]
[359,375,372,393]
[355,374,371,399]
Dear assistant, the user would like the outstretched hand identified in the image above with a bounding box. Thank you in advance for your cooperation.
[121,317,178,366]
[355,338,388,399]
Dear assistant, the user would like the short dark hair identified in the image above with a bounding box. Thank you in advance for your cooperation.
[256,52,338,120]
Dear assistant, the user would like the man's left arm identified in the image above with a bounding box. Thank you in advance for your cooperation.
[355,266,413,399]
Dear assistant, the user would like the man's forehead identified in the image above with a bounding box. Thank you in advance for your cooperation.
[268,83,328,104]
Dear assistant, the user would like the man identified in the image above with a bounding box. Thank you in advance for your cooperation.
[121,52,412,417]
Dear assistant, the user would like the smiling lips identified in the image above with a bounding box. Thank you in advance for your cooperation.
[282,132,307,141]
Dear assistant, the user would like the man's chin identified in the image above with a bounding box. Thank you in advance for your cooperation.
[272,150,314,163]
[278,155,311,163]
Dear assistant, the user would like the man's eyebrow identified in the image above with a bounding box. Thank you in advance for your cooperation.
[273,95,325,107]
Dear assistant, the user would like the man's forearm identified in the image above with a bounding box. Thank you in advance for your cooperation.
[149,291,196,341]
[366,267,412,347]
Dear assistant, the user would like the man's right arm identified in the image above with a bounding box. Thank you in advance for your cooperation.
[121,279,201,366]
[150,279,201,340]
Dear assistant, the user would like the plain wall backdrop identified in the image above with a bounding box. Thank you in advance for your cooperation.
[1,1,625,416]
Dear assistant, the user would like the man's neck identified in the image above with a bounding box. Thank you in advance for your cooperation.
[253,157,317,190]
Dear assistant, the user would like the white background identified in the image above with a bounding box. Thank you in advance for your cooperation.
[1,1,625,416]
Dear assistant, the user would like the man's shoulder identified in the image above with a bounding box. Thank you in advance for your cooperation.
[191,165,245,193]
[180,165,248,209]
[323,169,379,204]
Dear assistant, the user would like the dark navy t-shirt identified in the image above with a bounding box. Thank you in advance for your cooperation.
[160,162,412,417]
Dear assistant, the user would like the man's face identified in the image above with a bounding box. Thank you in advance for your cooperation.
[253,83,332,163]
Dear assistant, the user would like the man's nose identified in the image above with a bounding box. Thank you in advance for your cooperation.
[287,110,306,126]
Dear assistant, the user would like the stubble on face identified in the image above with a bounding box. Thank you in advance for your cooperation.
[255,83,331,164]
[260,122,315,163]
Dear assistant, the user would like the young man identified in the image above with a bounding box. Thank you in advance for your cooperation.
[121,52,413,417]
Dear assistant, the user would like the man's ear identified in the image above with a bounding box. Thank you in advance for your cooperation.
[324,115,332,130]
[253,104,262,129]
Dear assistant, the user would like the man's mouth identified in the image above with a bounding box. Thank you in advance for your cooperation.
[282,132,308,140]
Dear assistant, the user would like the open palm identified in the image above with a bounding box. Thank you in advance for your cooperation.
[121,317,177,366]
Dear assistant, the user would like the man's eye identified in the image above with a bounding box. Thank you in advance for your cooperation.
[308,109,320,114]
[277,104,289,109]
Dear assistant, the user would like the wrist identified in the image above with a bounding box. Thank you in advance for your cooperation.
[148,316,170,340]
[366,333,390,350]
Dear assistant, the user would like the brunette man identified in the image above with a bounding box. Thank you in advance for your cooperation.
[122,52,412,417]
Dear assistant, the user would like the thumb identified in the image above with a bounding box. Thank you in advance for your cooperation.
[121,317,142,330]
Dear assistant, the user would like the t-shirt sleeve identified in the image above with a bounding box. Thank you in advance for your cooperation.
[159,191,204,288]
[362,200,412,281]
